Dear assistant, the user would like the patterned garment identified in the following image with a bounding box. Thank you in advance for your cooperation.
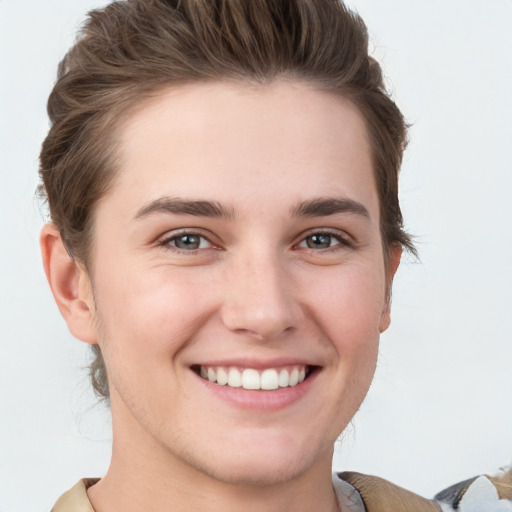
[436,473,512,512]
[338,467,512,512]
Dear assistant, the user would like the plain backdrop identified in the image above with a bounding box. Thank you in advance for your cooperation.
[1,1,511,510]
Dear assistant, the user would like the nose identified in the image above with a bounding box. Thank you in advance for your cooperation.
[220,252,301,341]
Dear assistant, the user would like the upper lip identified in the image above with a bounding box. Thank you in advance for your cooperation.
[192,357,318,369]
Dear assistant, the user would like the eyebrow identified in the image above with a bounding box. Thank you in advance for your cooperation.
[134,197,235,220]
[291,197,370,219]
[134,196,369,221]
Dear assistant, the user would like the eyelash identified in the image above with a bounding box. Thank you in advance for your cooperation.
[157,230,215,252]
[157,228,353,253]
[295,229,353,251]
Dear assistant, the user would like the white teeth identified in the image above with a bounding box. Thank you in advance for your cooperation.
[278,369,289,387]
[217,367,228,386]
[228,367,242,387]
[261,369,279,390]
[289,367,299,386]
[242,369,260,390]
[199,365,309,390]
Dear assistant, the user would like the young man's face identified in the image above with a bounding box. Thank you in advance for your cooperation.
[77,81,399,485]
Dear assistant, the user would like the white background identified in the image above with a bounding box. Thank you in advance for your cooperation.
[1,1,511,510]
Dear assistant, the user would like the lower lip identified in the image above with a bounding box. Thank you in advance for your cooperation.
[195,369,318,411]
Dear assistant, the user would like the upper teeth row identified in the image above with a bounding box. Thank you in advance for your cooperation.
[200,366,307,390]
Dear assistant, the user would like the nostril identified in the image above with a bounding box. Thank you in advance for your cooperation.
[219,272,300,339]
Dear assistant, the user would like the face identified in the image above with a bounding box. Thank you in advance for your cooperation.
[82,81,398,486]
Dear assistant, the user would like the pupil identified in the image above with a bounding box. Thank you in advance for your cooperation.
[177,235,199,249]
[307,234,330,249]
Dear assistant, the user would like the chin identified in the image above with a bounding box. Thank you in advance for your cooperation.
[181,431,329,488]
[199,456,312,488]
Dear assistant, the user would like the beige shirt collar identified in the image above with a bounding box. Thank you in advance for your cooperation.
[51,479,98,512]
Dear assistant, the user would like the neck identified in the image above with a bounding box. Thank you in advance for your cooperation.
[89,464,339,512]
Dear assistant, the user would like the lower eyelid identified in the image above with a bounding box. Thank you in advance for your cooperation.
[158,232,213,250]
[157,230,353,251]
[297,232,351,249]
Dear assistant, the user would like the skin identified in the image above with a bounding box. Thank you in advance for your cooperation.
[41,81,400,512]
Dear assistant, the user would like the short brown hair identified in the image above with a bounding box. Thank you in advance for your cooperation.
[39,0,415,400]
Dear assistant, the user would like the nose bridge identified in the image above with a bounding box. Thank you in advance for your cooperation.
[221,246,299,339]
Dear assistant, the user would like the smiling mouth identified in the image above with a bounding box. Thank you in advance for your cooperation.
[193,365,313,391]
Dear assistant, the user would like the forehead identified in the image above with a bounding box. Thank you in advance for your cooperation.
[104,80,378,220]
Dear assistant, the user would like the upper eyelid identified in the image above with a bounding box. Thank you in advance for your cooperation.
[157,229,216,247]
[295,227,353,243]
[154,226,354,247]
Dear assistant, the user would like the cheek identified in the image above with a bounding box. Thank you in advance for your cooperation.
[305,265,387,344]
[302,263,385,400]
[92,263,216,363]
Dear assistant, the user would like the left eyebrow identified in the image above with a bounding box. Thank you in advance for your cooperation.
[290,197,370,219]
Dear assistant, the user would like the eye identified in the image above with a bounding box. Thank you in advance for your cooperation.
[162,233,212,251]
[298,232,345,250]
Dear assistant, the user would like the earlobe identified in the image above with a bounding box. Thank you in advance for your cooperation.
[40,224,98,345]
[379,243,402,333]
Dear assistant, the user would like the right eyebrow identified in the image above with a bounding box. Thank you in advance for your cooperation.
[134,197,236,220]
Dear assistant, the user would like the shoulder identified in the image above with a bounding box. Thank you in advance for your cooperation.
[337,471,440,511]
[435,468,512,511]
[337,467,512,512]
[51,479,99,512]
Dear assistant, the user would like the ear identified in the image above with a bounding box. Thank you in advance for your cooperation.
[379,243,402,333]
[40,224,98,345]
